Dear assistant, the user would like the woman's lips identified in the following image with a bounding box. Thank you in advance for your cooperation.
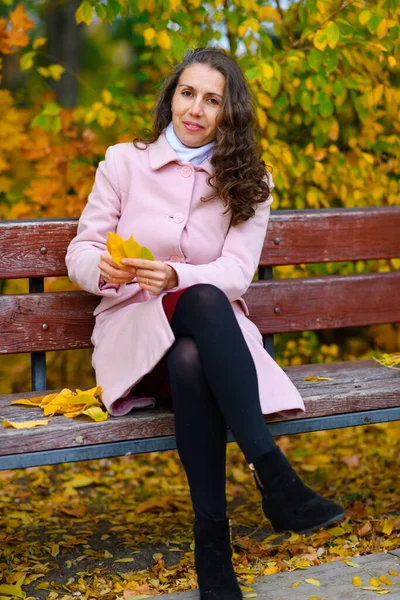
[183,122,204,132]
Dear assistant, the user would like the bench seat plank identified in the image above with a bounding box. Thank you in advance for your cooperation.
[1,360,399,458]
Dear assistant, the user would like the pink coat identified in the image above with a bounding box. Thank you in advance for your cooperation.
[66,133,305,417]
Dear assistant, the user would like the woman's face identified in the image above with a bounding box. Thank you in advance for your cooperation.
[171,63,226,147]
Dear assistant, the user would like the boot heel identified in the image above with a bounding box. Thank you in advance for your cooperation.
[194,518,243,599]
[251,447,345,534]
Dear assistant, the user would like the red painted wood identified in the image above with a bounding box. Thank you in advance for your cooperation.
[260,207,400,266]
[1,208,400,279]
[244,272,400,333]
[0,360,398,457]
[0,291,98,353]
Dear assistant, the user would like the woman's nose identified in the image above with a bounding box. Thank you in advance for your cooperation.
[190,101,203,116]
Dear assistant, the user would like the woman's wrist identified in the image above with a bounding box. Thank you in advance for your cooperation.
[165,264,178,290]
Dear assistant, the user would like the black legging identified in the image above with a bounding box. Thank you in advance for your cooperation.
[166,284,277,520]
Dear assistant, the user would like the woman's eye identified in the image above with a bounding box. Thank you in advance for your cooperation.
[208,98,219,104]
[182,90,192,96]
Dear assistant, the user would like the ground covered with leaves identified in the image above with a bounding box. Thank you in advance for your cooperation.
[0,423,399,599]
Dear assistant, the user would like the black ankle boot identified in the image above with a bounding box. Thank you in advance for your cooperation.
[250,446,345,534]
[194,518,243,599]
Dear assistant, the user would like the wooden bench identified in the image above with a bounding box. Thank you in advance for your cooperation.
[1,207,399,471]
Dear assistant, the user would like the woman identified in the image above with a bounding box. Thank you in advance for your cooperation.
[66,47,344,599]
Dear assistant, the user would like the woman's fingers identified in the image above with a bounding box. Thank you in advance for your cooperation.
[99,251,136,283]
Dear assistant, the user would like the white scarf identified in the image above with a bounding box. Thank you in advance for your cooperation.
[165,121,215,165]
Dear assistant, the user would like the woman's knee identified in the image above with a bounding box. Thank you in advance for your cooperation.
[179,283,230,313]
[167,337,202,377]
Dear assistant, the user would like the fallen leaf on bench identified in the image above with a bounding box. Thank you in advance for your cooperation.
[373,352,400,370]
[107,231,155,267]
[302,376,334,382]
[1,418,49,428]
[82,406,109,421]
[10,386,108,421]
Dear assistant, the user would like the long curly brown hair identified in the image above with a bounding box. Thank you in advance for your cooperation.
[134,47,272,226]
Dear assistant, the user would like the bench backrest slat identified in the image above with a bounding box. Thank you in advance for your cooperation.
[0,291,97,354]
[1,272,399,354]
[1,208,399,279]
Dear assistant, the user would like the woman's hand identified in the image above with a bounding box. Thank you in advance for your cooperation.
[98,251,137,285]
[121,258,178,294]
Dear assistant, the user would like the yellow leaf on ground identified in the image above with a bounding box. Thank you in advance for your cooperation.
[114,558,135,563]
[353,576,362,586]
[388,570,398,576]
[379,576,392,586]
[263,566,278,575]
[291,581,301,588]
[0,584,25,598]
[381,519,394,535]
[305,578,320,586]
[370,578,381,587]
[2,418,49,429]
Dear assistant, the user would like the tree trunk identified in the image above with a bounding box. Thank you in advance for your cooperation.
[47,0,82,108]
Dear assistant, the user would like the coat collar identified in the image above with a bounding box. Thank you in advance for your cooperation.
[148,131,214,176]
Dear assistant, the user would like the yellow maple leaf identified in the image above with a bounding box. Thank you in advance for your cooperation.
[107,231,154,266]
[107,231,127,266]
[123,235,142,260]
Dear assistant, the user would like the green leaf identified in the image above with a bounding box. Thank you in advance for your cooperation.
[20,51,36,71]
[95,4,107,20]
[276,92,289,110]
[50,116,62,134]
[319,97,334,117]
[43,102,60,116]
[272,60,282,83]
[324,49,338,74]
[308,49,322,71]
[367,14,380,34]
[333,80,345,97]
[31,114,51,129]
[300,90,311,111]
[141,246,155,261]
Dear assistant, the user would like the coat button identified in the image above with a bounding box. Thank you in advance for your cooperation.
[170,255,181,262]
[173,213,184,224]
[181,166,193,178]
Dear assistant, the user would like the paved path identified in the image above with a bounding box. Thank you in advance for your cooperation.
[167,550,400,599]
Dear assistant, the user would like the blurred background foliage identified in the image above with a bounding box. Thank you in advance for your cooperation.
[0,0,399,394]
